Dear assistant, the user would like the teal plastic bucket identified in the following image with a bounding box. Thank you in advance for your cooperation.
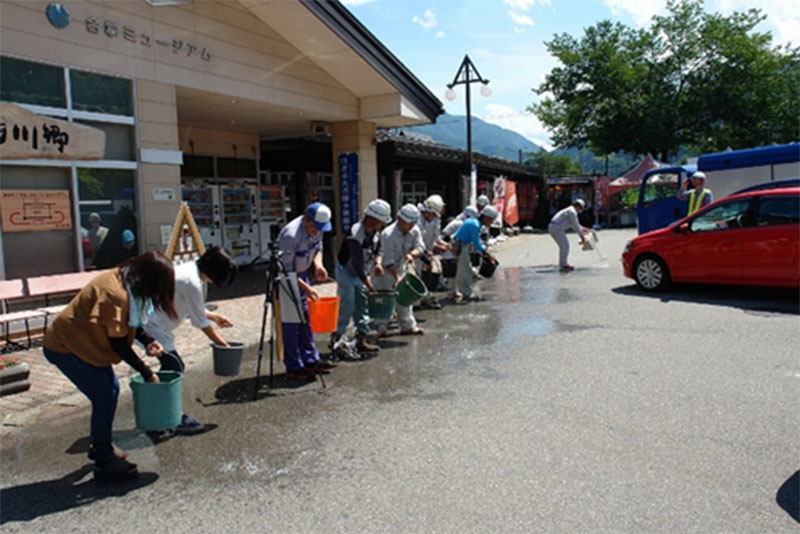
[368,290,397,319]
[395,272,428,306]
[129,371,183,431]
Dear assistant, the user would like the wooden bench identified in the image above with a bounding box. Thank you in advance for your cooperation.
[27,270,109,331]
[0,279,47,351]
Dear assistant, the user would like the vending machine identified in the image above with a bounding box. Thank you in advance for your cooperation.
[181,179,223,251]
[220,180,259,264]
[257,185,287,262]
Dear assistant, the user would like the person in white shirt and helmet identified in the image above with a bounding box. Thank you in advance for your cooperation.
[333,199,390,355]
[548,198,589,273]
[417,194,450,309]
[374,204,427,336]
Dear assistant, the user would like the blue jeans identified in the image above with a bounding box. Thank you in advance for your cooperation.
[335,263,369,336]
[43,347,119,463]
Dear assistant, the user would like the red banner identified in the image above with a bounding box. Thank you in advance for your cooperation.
[504,180,519,226]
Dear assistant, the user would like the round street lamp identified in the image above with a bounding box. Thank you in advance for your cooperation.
[445,55,491,205]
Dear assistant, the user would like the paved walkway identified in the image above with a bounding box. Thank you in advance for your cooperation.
[0,270,337,436]
[0,235,532,438]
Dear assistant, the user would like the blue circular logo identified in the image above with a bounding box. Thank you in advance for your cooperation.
[46,3,70,29]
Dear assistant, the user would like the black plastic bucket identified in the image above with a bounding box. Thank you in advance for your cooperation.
[212,342,244,376]
[479,258,498,278]
[441,258,457,278]
[470,252,481,267]
[421,271,441,292]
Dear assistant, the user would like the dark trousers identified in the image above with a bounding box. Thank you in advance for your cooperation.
[43,347,119,463]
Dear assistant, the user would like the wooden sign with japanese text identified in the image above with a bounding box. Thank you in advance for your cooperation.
[0,102,105,160]
[0,189,73,232]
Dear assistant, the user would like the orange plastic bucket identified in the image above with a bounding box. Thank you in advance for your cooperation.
[307,296,340,333]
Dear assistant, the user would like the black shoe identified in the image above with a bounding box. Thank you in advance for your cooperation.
[285,368,317,382]
[88,443,128,461]
[94,456,138,482]
[308,360,337,371]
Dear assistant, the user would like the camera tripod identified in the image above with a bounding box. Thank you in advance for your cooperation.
[253,243,325,399]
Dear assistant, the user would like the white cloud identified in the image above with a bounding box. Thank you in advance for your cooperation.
[508,10,535,26]
[478,103,553,151]
[710,0,800,46]
[436,31,446,39]
[412,9,438,30]
[602,0,800,44]
[602,0,665,27]
[340,0,378,5]
[503,0,551,10]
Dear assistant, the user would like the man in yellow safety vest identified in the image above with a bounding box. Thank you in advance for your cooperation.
[678,171,714,215]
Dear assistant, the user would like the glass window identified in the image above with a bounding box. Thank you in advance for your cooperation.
[74,120,135,160]
[642,173,679,206]
[182,155,215,177]
[754,196,800,226]
[1,56,66,108]
[77,168,137,269]
[218,157,256,178]
[70,70,132,116]
[689,199,750,232]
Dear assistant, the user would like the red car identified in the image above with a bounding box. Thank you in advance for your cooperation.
[622,187,800,291]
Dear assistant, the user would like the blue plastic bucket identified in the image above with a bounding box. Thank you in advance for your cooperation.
[129,371,183,431]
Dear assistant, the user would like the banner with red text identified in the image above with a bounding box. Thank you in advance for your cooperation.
[504,180,519,226]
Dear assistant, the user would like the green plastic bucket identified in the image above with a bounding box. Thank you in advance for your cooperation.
[129,371,183,431]
[367,290,397,319]
[395,272,428,306]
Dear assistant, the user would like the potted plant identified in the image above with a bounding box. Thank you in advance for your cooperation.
[0,356,31,396]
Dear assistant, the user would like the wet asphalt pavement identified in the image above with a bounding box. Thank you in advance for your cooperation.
[1,230,798,532]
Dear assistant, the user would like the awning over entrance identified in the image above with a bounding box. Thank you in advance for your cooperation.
[176,1,443,139]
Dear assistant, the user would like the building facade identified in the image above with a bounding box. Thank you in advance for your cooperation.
[0,0,441,278]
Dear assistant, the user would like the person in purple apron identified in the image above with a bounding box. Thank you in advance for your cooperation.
[276,202,334,381]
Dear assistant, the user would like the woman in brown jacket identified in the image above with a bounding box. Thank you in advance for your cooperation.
[43,252,177,481]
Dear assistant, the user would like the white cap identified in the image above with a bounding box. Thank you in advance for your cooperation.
[364,199,392,223]
[477,194,490,208]
[398,203,420,224]
[480,205,499,220]
[692,171,706,180]
[573,198,585,209]
[422,194,445,217]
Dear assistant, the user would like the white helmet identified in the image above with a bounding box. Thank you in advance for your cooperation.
[397,203,420,224]
[573,198,586,209]
[365,199,392,223]
[692,171,706,180]
[477,194,490,208]
[480,205,499,221]
[462,206,479,219]
[423,194,445,217]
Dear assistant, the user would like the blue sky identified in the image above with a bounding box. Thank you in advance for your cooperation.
[341,0,799,150]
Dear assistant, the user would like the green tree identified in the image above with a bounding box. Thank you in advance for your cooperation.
[524,149,581,177]
[530,0,799,161]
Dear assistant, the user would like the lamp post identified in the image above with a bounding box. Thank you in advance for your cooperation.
[445,54,491,205]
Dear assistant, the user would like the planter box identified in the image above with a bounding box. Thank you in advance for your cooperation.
[0,362,31,396]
